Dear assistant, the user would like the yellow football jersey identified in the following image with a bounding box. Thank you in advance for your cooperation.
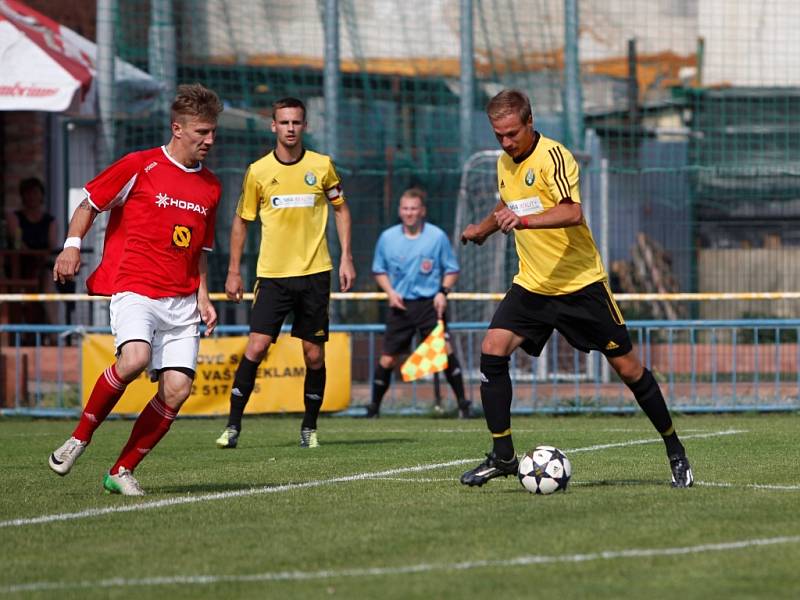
[237,149,345,277]
[497,133,607,295]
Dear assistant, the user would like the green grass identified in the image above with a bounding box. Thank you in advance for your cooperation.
[1,414,799,599]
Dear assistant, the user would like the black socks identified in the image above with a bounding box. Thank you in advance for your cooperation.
[227,356,260,430]
[370,364,393,409]
[480,353,514,459]
[301,366,326,430]
[444,353,467,404]
[627,368,685,457]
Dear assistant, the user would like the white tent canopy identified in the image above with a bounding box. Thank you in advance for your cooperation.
[0,0,162,115]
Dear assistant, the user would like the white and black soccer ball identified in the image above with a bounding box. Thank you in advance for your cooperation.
[518,445,572,495]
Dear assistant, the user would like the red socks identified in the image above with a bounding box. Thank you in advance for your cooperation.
[111,394,177,475]
[73,365,128,443]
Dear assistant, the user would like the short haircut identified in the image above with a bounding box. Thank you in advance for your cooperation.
[486,89,533,124]
[170,83,223,124]
[19,177,44,197]
[400,186,427,206]
[272,97,307,121]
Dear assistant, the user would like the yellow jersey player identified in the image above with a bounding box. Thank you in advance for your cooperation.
[215,97,355,450]
[459,89,693,488]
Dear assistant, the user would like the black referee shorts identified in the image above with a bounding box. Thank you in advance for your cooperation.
[489,281,632,358]
[383,298,449,356]
[249,271,330,343]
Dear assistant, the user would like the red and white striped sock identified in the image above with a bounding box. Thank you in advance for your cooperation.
[72,364,128,443]
[111,394,177,474]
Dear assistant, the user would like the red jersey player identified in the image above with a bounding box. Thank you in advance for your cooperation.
[48,83,224,495]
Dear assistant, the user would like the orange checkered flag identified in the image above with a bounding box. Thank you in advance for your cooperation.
[401,320,448,382]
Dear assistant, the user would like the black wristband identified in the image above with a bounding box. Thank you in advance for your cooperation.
[439,286,451,296]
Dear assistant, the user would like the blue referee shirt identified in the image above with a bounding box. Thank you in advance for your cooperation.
[372,223,460,300]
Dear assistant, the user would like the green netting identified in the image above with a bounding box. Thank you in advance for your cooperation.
[91,0,800,323]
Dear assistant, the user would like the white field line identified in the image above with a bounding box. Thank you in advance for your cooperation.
[564,429,745,454]
[296,427,714,435]
[2,535,799,594]
[0,429,745,530]
[696,481,800,491]
[374,477,455,483]
[0,460,473,529]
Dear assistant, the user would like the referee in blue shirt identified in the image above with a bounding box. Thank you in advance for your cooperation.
[367,187,471,418]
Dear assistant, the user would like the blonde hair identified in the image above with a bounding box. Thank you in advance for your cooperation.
[170,83,223,123]
[486,89,532,123]
[400,186,427,206]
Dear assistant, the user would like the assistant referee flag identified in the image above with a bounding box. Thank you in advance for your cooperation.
[401,320,448,382]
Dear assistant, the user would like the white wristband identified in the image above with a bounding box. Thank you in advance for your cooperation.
[63,237,82,250]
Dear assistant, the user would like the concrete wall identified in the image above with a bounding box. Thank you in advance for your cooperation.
[699,248,800,319]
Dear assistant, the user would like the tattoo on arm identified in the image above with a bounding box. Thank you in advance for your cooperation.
[79,199,97,213]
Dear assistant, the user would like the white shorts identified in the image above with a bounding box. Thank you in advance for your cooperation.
[109,291,200,379]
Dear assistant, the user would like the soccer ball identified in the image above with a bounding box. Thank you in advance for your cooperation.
[518,445,572,495]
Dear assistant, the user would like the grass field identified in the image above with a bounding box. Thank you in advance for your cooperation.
[1,413,799,599]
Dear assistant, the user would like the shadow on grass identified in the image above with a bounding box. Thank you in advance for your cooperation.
[572,478,667,488]
[266,437,417,448]
[152,482,268,494]
[487,479,667,495]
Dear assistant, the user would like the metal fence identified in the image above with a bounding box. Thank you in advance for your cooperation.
[27,1,800,326]
[2,319,799,416]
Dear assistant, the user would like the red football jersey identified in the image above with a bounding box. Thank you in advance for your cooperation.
[84,146,221,298]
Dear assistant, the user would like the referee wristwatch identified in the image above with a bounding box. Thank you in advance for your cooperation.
[439,286,451,297]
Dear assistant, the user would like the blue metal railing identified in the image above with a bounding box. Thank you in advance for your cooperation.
[2,320,799,416]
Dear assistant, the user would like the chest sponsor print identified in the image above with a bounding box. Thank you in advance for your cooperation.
[506,196,544,216]
[172,225,192,248]
[270,194,316,208]
[155,192,209,215]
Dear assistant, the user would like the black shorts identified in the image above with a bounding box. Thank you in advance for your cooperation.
[489,281,632,358]
[249,272,331,343]
[383,298,449,356]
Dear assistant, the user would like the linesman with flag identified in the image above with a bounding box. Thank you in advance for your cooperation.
[368,187,471,418]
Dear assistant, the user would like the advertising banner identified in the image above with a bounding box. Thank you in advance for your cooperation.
[81,333,351,415]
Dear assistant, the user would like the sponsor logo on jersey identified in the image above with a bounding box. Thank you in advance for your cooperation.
[172,225,192,248]
[525,168,535,186]
[304,171,317,186]
[155,192,209,215]
[420,258,434,274]
[270,194,315,208]
[506,196,544,216]
[500,179,505,188]
[144,161,158,173]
